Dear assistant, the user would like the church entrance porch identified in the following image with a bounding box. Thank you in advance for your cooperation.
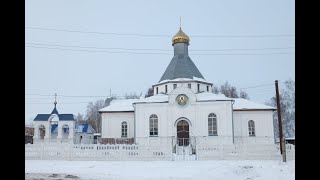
[177,120,190,146]
[174,119,196,160]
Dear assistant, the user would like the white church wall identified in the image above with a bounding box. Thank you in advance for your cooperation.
[135,103,168,139]
[233,110,275,144]
[101,112,134,138]
[135,88,233,145]
[57,121,75,140]
[33,120,75,143]
[33,121,51,141]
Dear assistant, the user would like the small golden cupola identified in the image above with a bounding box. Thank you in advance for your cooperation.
[172,27,190,46]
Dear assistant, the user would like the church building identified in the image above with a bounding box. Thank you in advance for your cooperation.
[99,27,276,149]
[32,97,76,143]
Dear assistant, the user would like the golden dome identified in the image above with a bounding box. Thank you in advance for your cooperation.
[172,28,190,45]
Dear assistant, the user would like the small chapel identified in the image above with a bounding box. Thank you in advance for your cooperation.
[98,26,276,150]
[32,96,76,143]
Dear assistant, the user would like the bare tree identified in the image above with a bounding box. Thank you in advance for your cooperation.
[240,90,249,99]
[125,92,140,99]
[267,79,295,139]
[145,87,154,98]
[85,99,106,133]
[75,113,86,124]
[230,86,239,98]
[212,86,219,94]
[104,97,115,107]
[220,81,239,98]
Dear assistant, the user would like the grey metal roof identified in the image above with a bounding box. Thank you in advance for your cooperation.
[34,114,51,121]
[34,106,75,121]
[51,107,59,114]
[159,55,205,82]
[33,114,75,121]
[58,114,75,121]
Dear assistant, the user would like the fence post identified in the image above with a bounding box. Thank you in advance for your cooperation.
[281,137,287,162]
[94,144,97,160]
[40,142,44,160]
[243,144,246,160]
[171,137,174,161]
[220,143,222,160]
[68,143,70,161]
[195,137,198,160]
[120,145,122,161]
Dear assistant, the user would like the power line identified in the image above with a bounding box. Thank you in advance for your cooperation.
[239,82,286,90]
[25,46,172,55]
[26,102,91,104]
[26,94,108,98]
[26,42,295,52]
[26,27,170,37]
[239,83,275,90]
[26,45,294,56]
[26,26,295,38]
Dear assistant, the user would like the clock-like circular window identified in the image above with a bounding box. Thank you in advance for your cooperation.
[176,94,189,106]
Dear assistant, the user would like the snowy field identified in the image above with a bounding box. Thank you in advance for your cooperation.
[25,160,294,180]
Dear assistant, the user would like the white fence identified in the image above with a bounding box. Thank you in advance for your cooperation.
[25,137,295,161]
[26,143,172,161]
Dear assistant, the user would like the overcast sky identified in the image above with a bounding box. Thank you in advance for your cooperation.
[25,0,295,124]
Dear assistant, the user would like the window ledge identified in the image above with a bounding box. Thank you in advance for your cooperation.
[208,135,218,136]
[149,136,159,137]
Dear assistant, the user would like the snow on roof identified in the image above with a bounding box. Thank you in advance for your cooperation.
[196,92,232,101]
[99,99,138,112]
[99,93,275,112]
[195,92,275,110]
[135,94,168,103]
[232,98,276,110]
[158,77,211,84]
[286,136,295,140]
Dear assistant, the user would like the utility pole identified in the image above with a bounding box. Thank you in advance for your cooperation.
[275,80,286,162]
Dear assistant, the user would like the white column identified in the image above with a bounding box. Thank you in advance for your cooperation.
[33,124,39,139]
[44,124,50,140]
[57,122,62,139]
[68,122,75,142]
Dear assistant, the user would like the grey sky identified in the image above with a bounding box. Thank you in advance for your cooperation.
[25,0,295,123]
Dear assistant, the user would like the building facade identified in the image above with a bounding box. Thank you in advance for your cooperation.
[33,101,75,143]
[99,27,276,151]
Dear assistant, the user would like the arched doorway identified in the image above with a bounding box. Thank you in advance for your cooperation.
[62,125,70,139]
[38,125,45,139]
[177,120,189,146]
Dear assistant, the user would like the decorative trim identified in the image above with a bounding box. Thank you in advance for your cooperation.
[153,80,213,87]
[234,109,275,111]
[174,117,192,126]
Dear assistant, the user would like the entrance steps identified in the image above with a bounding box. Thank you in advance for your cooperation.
[173,154,196,161]
[174,145,196,161]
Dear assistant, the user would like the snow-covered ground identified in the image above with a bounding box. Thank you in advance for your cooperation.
[25,160,294,180]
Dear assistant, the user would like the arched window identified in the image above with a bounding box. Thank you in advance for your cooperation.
[38,125,45,139]
[248,120,255,136]
[149,114,158,136]
[62,124,69,139]
[208,113,217,136]
[121,122,128,137]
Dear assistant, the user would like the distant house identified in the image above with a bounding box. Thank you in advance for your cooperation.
[74,123,96,144]
[286,137,295,145]
[93,133,102,144]
[275,136,295,145]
